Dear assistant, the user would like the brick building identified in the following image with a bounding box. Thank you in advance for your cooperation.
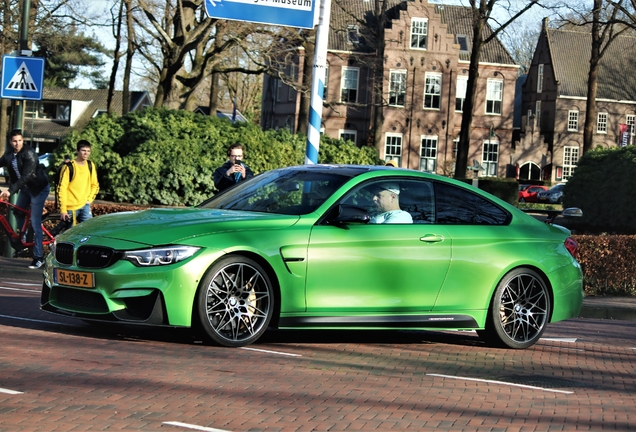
[519,18,636,182]
[261,0,518,177]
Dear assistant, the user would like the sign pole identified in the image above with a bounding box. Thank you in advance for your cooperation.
[3,0,32,258]
[304,0,331,164]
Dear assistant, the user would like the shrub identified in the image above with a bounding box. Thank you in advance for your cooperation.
[53,108,382,206]
[573,234,636,296]
[564,146,636,233]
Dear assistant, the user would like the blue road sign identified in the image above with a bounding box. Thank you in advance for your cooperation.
[1,55,45,100]
[204,0,317,29]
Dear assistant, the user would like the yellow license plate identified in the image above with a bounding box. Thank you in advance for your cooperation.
[54,268,95,288]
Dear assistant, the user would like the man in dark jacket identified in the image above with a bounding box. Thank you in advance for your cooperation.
[0,129,51,269]
[213,143,254,192]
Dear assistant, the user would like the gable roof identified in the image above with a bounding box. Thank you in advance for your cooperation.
[436,5,515,65]
[22,88,152,141]
[547,28,636,101]
[328,1,515,65]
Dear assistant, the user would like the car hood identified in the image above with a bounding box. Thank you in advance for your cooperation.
[59,208,301,246]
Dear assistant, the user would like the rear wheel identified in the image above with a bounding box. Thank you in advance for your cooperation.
[479,268,551,349]
[197,256,274,347]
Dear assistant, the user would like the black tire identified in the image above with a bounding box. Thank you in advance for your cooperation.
[479,268,551,349]
[196,256,274,347]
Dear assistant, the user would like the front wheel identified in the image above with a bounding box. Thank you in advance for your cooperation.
[479,268,551,349]
[196,256,274,347]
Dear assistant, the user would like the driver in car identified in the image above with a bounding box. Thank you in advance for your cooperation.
[370,183,413,224]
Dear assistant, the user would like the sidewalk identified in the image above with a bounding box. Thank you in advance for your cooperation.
[2,254,635,322]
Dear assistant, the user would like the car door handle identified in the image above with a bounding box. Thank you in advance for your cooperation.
[420,234,445,243]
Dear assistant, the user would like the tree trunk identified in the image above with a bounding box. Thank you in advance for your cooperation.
[297,36,315,135]
[122,0,134,114]
[455,9,485,179]
[372,0,387,152]
[583,0,603,155]
[107,0,124,114]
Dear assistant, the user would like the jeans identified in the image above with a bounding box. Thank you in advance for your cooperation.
[65,203,93,226]
[15,184,50,259]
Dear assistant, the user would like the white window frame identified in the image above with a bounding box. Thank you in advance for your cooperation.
[424,72,442,110]
[537,64,544,93]
[340,129,357,145]
[347,25,359,44]
[389,70,407,107]
[535,100,541,129]
[384,133,403,166]
[485,79,503,115]
[340,67,359,103]
[568,110,579,132]
[420,135,438,172]
[597,112,608,134]
[563,146,579,180]
[627,114,635,145]
[526,109,533,128]
[455,76,468,112]
[410,18,428,50]
[482,139,499,177]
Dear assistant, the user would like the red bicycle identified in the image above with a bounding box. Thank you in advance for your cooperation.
[0,199,66,257]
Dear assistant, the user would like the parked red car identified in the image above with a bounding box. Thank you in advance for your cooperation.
[518,185,548,203]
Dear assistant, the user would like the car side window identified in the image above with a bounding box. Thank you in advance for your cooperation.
[399,180,435,223]
[434,182,510,225]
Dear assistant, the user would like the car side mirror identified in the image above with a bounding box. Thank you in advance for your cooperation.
[328,205,370,225]
[562,207,583,218]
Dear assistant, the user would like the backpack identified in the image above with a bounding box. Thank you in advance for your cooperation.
[54,160,94,210]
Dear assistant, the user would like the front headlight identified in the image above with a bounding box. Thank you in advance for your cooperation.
[122,246,200,267]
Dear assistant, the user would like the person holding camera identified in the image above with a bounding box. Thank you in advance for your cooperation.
[213,143,254,192]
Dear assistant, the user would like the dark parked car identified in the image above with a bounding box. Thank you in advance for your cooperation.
[537,183,565,204]
[518,185,548,203]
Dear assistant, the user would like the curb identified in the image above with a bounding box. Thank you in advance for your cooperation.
[579,304,636,322]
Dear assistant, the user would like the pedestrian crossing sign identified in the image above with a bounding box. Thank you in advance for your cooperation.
[1,55,45,100]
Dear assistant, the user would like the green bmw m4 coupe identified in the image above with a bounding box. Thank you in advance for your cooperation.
[41,165,583,349]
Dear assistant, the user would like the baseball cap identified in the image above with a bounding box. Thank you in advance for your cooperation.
[385,160,398,167]
[375,183,400,195]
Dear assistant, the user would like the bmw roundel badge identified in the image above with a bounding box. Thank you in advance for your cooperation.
[79,236,90,243]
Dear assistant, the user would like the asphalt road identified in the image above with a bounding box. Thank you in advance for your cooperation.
[2,274,636,431]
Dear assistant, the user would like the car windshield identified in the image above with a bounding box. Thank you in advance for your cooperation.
[198,168,354,215]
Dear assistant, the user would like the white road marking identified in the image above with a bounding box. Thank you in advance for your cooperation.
[0,313,81,327]
[0,387,23,395]
[0,286,40,293]
[163,421,230,432]
[541,337,577,343]
[427,373,574,394]
[240,347,301,357]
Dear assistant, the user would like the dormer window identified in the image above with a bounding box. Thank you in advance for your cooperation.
[347,25,359,44]
[456,35,469,53]
[25,101,70,121]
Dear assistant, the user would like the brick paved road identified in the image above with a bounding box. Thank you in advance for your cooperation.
[1,278,636,431]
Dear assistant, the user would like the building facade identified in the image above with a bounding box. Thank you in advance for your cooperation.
[262,0,518,177]
[519,18,636,183]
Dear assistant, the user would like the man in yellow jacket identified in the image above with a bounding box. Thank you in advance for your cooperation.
[56,140,99,227]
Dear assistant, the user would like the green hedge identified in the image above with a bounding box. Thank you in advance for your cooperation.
[564,146,636,233]
[52,108,382,206]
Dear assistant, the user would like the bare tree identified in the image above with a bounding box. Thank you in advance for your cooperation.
[575,0,626,153]
[455,0,543,179]
[500,22,540,76]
